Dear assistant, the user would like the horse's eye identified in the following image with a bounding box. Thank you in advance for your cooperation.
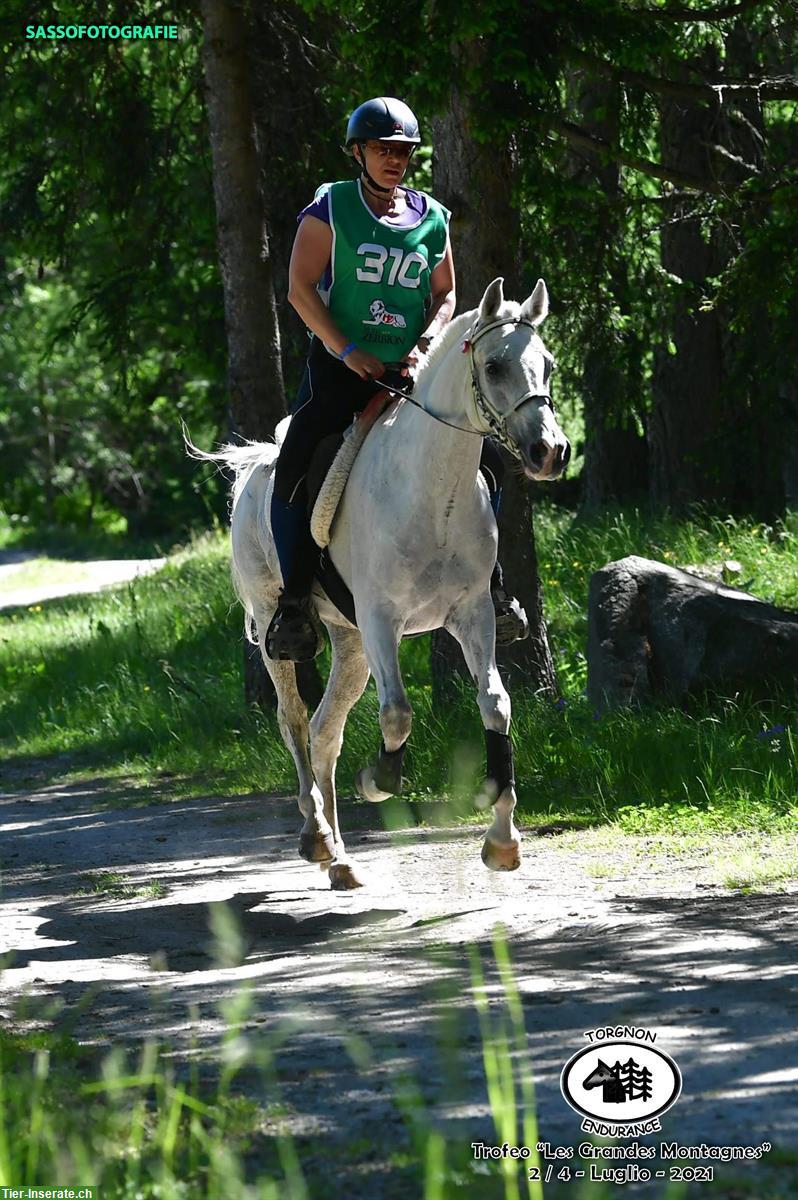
[485,360,500,379]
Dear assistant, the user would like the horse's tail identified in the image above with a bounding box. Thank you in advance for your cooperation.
[185,418,292,645]
[183,417,290,512]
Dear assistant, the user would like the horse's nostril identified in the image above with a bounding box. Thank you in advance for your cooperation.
[562,442,571,469]
[529,441,546,468]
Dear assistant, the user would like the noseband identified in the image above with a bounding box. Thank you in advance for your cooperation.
[466,317,555,459]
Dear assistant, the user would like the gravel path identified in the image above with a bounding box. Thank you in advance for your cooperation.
[1,771,796,1196]
[0,556,166,610]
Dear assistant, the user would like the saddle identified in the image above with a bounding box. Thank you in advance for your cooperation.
[307,387,397,546]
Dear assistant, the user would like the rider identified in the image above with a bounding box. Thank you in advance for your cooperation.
[266,96,528,662]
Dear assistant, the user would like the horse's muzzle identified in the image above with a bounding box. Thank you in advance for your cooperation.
[525,439,570,480]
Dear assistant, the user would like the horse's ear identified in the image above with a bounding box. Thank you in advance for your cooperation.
[478,277,504,323]
[521,278,549,327]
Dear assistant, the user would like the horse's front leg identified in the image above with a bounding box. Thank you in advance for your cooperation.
[446,593,521,871]
[356,607,411,803]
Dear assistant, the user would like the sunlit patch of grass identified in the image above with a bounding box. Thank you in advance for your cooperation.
[0,508,182,560]
[539,825,798,897]
[712,836,798,892]
[74,871,168,900]
[583,860,626,879]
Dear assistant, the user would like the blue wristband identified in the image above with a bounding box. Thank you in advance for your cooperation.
[339,342,357,360]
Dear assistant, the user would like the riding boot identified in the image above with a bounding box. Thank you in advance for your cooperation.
[490,558,530,646]
[265,494,325,662]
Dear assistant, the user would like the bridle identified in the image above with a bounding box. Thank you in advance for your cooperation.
[379,315,555,460]
[464,317,556,459]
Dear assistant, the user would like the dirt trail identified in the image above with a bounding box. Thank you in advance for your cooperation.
[0,554,166,610]
[1,772,796,1195]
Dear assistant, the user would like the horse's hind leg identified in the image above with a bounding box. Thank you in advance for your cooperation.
[256,619,335,865]
[309,624,371,890]
[447,595,521,872]
[356,608,411,803]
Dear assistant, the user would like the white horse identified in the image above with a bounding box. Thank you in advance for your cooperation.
[205,277,569,889]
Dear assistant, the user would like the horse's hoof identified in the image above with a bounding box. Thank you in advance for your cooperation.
[329,860,366,890]
[298,831,336,863]
[481,838,522,872]
[354,766,393,803]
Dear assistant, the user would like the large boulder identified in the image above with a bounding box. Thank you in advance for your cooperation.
[587,555,798,709]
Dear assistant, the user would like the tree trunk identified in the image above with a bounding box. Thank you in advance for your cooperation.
[246,1,341,392]
[582,342,648,510]
[574,75,648,510]
[430,76,557,707]
[200,0,285,438]
[649,38,765,512]
[648,85,727,511]
[200,0,321,708]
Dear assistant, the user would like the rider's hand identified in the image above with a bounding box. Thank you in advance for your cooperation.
[343,347,385,381]
[401,334,432,375]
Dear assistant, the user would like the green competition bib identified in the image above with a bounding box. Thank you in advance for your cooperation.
[319,180,450,362]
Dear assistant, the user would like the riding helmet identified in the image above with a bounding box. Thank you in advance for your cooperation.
[344,97,421,152]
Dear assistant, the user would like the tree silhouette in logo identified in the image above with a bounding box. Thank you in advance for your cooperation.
[582,1057,653,1104]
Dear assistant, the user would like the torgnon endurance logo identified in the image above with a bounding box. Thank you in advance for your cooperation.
[561,1028,682,1136]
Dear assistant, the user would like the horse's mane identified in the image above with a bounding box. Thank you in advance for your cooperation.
[413,300,524,387]
[413,310,474,387]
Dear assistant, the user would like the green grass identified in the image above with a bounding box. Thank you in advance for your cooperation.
[0,1024,304,1199]
[0,929,550,1200]
[3,925,782,1199]
[74,871,168,900]
[1,510,797,843]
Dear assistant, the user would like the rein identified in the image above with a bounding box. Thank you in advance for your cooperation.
[377,380,484,438]
[371,316,554,458]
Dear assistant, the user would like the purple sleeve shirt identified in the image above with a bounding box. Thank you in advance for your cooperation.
[297,186,429,228]
[298,192,332,225]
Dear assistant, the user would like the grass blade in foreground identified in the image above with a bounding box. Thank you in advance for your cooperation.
[469,933,543,1200]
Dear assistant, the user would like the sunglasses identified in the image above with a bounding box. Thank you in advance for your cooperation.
[364,141,415,161]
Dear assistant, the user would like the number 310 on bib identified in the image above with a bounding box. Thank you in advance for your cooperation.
[355,243,426,289]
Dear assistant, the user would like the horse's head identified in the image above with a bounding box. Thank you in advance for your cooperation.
[582,1059,617,1088]
[468,277,570,481]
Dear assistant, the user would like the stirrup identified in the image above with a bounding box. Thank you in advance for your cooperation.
[265,596,325,662]
[492,586,530,646]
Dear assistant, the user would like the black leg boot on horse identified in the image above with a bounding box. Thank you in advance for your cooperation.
[479,440,529,646]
